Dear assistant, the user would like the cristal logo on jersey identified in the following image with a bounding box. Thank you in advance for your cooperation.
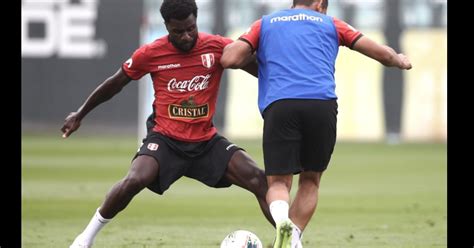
[201,53,215,68]
[169,96,209,119]
[167,74,211,92]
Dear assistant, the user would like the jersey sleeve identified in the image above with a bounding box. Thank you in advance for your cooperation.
[238,19,262,52]
[217,35,234,47]
[122,45,150,80]
[333,17,363,49]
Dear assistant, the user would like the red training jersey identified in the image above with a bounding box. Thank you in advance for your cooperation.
[122,32,233,142]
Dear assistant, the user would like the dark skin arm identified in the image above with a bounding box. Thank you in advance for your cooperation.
[239,54,258,77]
[221,39,254,70]
[221,40,258,77]
[61,68,132,138]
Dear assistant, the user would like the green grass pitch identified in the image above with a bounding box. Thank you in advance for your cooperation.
[22,134,446,247]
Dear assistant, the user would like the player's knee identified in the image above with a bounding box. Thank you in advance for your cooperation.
[298,180,318,194]
[250,168,268,198]
[299,171,322,188]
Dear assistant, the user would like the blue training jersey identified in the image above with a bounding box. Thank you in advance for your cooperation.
[257,9,340,114]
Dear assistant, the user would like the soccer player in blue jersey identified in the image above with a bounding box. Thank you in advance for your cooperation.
[221,0,412,247]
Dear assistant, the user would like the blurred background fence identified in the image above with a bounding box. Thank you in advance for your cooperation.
[22,0,447,143]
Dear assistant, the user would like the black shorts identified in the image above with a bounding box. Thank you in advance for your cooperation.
[262,99,337,175]
[134,131,243,195]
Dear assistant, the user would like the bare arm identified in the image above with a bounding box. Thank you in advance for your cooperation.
[352,36,412,70]
[61,68,132,138]
[221,39,254,69]
[239,53,258,78]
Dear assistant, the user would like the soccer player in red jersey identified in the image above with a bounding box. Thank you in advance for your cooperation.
[62,0,271,247]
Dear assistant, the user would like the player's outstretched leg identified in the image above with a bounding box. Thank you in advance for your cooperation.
[288,171,323,248]
[69,208,110,248]
[69,155,159,247]
[224,150,275,226]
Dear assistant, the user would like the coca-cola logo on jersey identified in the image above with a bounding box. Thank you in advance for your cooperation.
[167,74,211,92]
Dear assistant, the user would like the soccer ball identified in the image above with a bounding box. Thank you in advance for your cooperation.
[220,230,263,248]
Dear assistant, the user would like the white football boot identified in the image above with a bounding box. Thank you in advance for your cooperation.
[273,219,293,248]
[69,233,93,248]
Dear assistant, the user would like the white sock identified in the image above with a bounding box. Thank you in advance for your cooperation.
[79,208,111,244]
[269,200,289,225]
[291,224,303,248]
[292,224,302,245]
[292,224,301,237]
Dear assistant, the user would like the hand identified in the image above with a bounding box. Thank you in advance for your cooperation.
[398,53,412,70]
[61,112,81,138]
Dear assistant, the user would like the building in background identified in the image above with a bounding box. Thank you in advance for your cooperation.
[21,0,144,134]
[22,0,447,143]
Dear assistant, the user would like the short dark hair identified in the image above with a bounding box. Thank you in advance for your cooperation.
[160,0,198,23]
[293,0,328,9]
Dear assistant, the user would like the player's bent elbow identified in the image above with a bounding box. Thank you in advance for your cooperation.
[220,58,233,68]
[220,56,241,69]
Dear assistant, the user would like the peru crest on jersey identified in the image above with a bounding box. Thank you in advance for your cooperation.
[201,53,215,68]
